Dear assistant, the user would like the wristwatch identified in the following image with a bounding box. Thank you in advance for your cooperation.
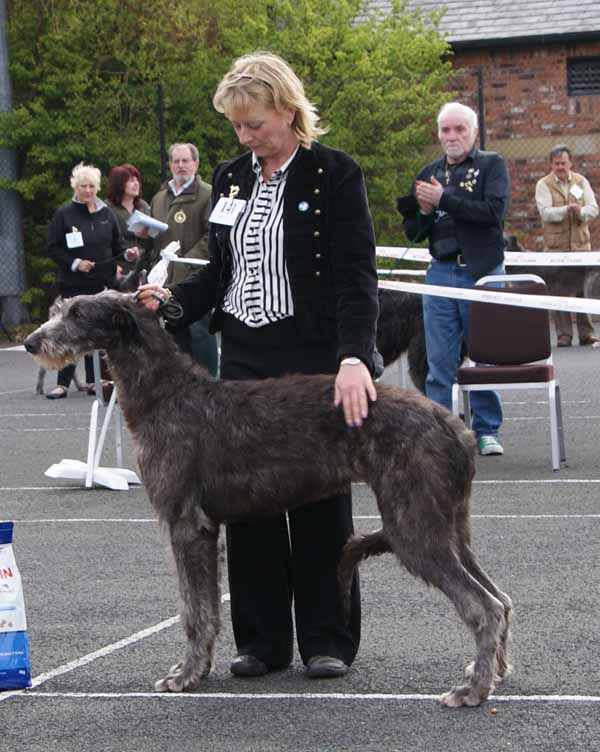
[340,357,362,366]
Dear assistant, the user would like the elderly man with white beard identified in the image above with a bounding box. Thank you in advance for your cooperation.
[398,102,510,456]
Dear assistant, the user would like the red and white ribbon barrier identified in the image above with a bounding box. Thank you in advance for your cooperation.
[378,279,600,315]
[151,242,599,313]
[376,247,600,267]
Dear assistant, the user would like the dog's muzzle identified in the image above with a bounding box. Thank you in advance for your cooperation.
[23,334,40,355]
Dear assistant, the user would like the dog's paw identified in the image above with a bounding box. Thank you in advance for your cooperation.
[154,660,210,692]
[440,683,491,708]
[465,659,508,684]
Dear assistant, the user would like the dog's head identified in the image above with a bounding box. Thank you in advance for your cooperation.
[24,290,146,369]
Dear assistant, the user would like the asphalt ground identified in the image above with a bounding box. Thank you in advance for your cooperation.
[0,338,599,751]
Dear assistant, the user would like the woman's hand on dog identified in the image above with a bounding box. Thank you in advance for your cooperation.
[335,362,377,428]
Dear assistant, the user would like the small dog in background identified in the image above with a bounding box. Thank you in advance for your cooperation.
[35,296,88,395]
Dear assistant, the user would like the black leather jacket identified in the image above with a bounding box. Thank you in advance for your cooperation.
[401,148,510,279]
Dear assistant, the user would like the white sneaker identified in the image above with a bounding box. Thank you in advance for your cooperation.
[477,435,504,456]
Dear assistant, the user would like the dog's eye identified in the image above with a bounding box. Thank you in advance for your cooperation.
[70,306,82,320]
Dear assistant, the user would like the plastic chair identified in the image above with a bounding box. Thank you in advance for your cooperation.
[451,274,566,471]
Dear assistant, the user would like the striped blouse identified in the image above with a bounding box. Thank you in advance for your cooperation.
[222,148,298,327]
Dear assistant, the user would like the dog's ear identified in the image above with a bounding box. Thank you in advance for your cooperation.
[111,302,141,344]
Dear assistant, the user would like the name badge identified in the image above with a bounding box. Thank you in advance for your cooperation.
[209,197,247,226]
[569,184,584,201]
[66,231,84,249]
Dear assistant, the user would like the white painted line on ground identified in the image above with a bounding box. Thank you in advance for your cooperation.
[0,427,89,433]
[473,478,600,484]
[354,514,600,520]
[0,411,91,418]
[9,691,600,704]
[354,479,600,486]
[504,415,600,421]
[6,514,600,524]
[0,486,99,491]
[11,518,156,523]
[503,400,590,405]
[3,479,600,493]
[0,616,180,704]
[0,387,36,396]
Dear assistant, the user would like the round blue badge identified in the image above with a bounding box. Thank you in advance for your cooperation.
[298,201,309,212]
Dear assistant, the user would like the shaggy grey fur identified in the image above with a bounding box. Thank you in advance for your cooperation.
[24,290,512,707]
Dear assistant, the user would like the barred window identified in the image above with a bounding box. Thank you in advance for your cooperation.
[567,57,600,96]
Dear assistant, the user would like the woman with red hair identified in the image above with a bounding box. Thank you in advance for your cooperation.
[106,163,151,272]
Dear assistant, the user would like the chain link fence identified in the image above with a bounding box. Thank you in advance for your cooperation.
[0,0,27,328]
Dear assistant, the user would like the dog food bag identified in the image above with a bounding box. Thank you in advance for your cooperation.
[0,521,32,690]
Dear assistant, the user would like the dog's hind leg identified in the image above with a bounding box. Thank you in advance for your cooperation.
[155,510,221,692]
[458,543,513,682]
[432,556,506,707]
[382,524,505,707]
[35,367,46,395]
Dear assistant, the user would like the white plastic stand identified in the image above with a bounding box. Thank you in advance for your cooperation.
[45,354,141,491]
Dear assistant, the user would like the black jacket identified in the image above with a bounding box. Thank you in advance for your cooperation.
[47,200,126,291]
[401,148,510,279]
[173,141,379,371]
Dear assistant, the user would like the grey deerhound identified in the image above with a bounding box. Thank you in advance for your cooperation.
[24,290,512,707]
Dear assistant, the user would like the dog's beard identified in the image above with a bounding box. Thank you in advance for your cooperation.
[30,343,80,371]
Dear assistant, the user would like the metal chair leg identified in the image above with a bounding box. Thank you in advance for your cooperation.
[462,390,472,429]
[548,380,561,471]
[555,383,566,462]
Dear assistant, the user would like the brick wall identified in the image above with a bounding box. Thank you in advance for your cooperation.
[450,41,600,250]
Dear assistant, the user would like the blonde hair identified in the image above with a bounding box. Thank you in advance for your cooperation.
[213,51,327,148]
[70,162,101,190]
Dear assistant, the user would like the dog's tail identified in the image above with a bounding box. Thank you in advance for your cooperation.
[338,530,391,622]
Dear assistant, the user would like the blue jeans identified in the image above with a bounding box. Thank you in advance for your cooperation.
[423,259,503,439]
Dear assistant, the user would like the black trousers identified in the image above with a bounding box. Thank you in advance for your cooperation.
[220,313,361,667]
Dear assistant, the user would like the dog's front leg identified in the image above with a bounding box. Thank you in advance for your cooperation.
[155,513,221,692]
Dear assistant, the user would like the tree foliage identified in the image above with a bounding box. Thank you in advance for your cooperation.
[2,0,450,317]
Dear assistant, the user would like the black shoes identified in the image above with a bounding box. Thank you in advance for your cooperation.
[46,386,68,400]
[305,655,348,679]
[230,655,270,677]
[230,653,348,678]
